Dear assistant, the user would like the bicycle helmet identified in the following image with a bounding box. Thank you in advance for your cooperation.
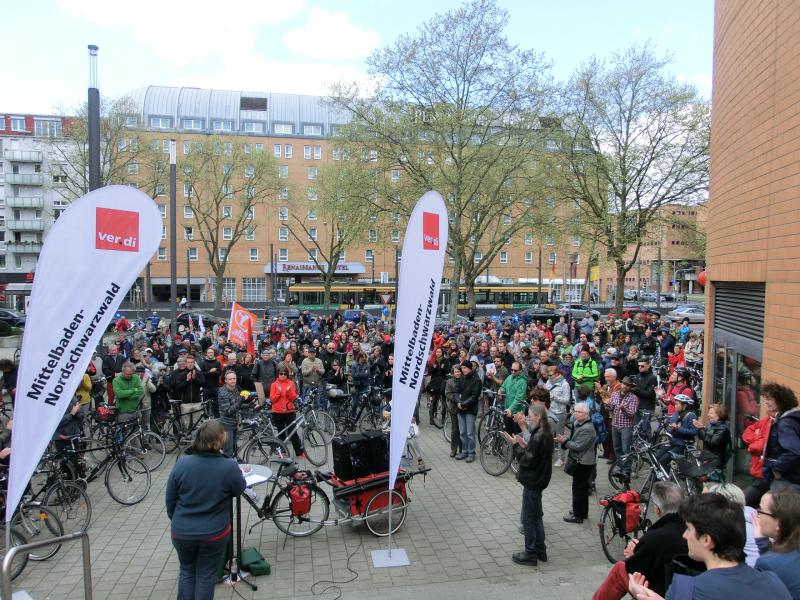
[674,393,694,406]
[675,368,690,381]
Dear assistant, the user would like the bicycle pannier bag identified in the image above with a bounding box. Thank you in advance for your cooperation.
[290,484,311,516]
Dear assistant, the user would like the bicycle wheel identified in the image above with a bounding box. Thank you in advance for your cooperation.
[159,418,182,454]
[356,407,381,433]
[309,409,336,442]
[43,480,92,534]
[243,437,289,466]
[124,431,166,472]
[442,411,451,443]
[479,431,513,476]
[302,428,328,466]
[365,489,408,536]
[12,504,64,561]
[81,437,109,478]
[270,484,329,537]
[477,410,496,445]
[608,454,645,492]
[0,525,28,580]
[599,504,633,564]
[430,397,445,429]
[105,456,151,505]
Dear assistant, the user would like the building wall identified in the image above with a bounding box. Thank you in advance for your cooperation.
[708,0,800,388]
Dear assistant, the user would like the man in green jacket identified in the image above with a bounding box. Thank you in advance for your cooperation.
[501,361,528,433]
[572,347,600,390]
[112,361,144,424]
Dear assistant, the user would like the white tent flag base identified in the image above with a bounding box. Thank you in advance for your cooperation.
[378,190,448,568]
[371,548,410,568]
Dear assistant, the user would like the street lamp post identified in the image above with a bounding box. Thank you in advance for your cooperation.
[186,248,191,308]
[169,140,177,335]
[87,45,101,192]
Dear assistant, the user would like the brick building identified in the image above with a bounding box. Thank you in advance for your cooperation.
[706,0,800,484]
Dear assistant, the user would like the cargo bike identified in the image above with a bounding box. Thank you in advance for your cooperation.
[242,456,429,538]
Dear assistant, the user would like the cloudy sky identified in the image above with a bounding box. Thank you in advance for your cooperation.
[5,0,713,114]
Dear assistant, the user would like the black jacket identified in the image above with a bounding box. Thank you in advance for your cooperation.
[624,512,690,596]
[198,357,221,390]
[457,371,481,414]
[171,367,205,404]
[251,358,278,389]
[515,426,554,491]
[101,354,126,380]
[634,370,658,411]
[697,421,731,467]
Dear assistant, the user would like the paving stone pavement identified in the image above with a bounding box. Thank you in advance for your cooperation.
[11,419,617,599]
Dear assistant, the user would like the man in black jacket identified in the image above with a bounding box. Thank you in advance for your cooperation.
[171,355,205,429]
[101,343,126,405]
[252,348,278,407]
[633,357,658,413]
[593,482,693,598]
[455,360,481,463]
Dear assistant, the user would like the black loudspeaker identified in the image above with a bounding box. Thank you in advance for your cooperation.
[361,429,389,473]
[331,433,372,480]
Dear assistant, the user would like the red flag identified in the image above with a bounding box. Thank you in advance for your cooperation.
[228,302,257,351]
[245,317,255,356]
[550,260,557,277]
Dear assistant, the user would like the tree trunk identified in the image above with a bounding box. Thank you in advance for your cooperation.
[448,255,461,322]
[323,272,332,310]
[614,260,626,317]
[213,273,223,311]
[466,281,476,312]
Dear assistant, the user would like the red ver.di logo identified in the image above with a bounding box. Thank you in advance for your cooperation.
[96,207,139,252]
[422,212,439,250]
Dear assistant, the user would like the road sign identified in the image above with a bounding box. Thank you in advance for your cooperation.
[382,306,390,317]
[380,293,392,304]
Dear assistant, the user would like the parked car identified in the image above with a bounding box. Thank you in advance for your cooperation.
[621,304,661,320]
[556,303,601,321]
[623,290,638,301]
[660,293,676,302]
[0,309,26,328]
[343,309,381,326]
[264,305,300,321]
[176,312,221,329]
[666,305,706,324]
[639,291,657,302]
[516,307,557,325]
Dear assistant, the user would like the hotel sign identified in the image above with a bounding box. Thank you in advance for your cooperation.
[264,261,366,275]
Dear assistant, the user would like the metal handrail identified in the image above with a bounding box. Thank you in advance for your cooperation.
[1,531,92,600]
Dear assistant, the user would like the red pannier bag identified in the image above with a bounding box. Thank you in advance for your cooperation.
[289,483,311,516]
[601,490,641,534]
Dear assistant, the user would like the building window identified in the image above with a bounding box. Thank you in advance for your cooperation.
[249,248,259,262]
[182,118,202,131]
[549,251,557,264]
[155,183,166,197]
[150,116,171,129]
[365,249,374,263]
[332,148,341,161]
[184,226,194,240]
[34,119,61,137]
[127,162,139,175]
[223,205,233,219]
[158,204,166,218]
[212,120,233,132]
[244,165,254,178]
[244,143,252,154]
[391,211,400,223]
[0,255,5,268]
[473,251,482,263]
[183,204,193,218]
[161,225,166,240]
[545,234,554,246]
[245,226,255,240]
[284,144,293,159]
[308,248,318,261]
[313,145,322,160]
[279,227,288,241]
[157,247,167,261]
[279,187,288,200]
[278,207,288,221]
[524,233,533,245]
[183,184,194,198]
[307,167,317,180]
[304,145,311,159]
[243,122,264,133]
[278,248,288,262]
[573,236,581,246]
[125,116,138,128]
[500,251,508,264]
[391,229,400,243]
[274,123,293,135]
[219,248,228,261]
[308,228,317,241]
[241,277,266,302]
[546,195,555,209]
[279,165,288,179]
[391,169,400,183]
[368,229,378,243]
[303,124,322,136]
[307,209,317,221]
[503,213,512,225]
[222,227,232,241]
[273,144,281,158]
[182,141,192,155]
[307,188,317,201]
[524,251,533,264]
[188,247,198,261]
[10,117,26,132]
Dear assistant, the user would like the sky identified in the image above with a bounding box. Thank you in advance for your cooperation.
[3,0,713,115]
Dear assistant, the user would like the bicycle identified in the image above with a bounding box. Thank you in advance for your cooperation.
[24,451,92,534]
[242,404,328,466]
[157,399,213,454]
[66,421,152,505]
[476,389,500,444]
[478,399,514,476]
[327,386,384,434]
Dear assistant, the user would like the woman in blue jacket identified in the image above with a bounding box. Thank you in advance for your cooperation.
[166,420,246,600]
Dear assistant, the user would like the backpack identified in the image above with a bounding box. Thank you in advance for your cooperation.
[586,398,607,445]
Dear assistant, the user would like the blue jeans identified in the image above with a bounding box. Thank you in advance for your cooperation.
[457,413,476,456]
[172,533,229,600]
[521,487,546,557]
[612,426,633,475]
